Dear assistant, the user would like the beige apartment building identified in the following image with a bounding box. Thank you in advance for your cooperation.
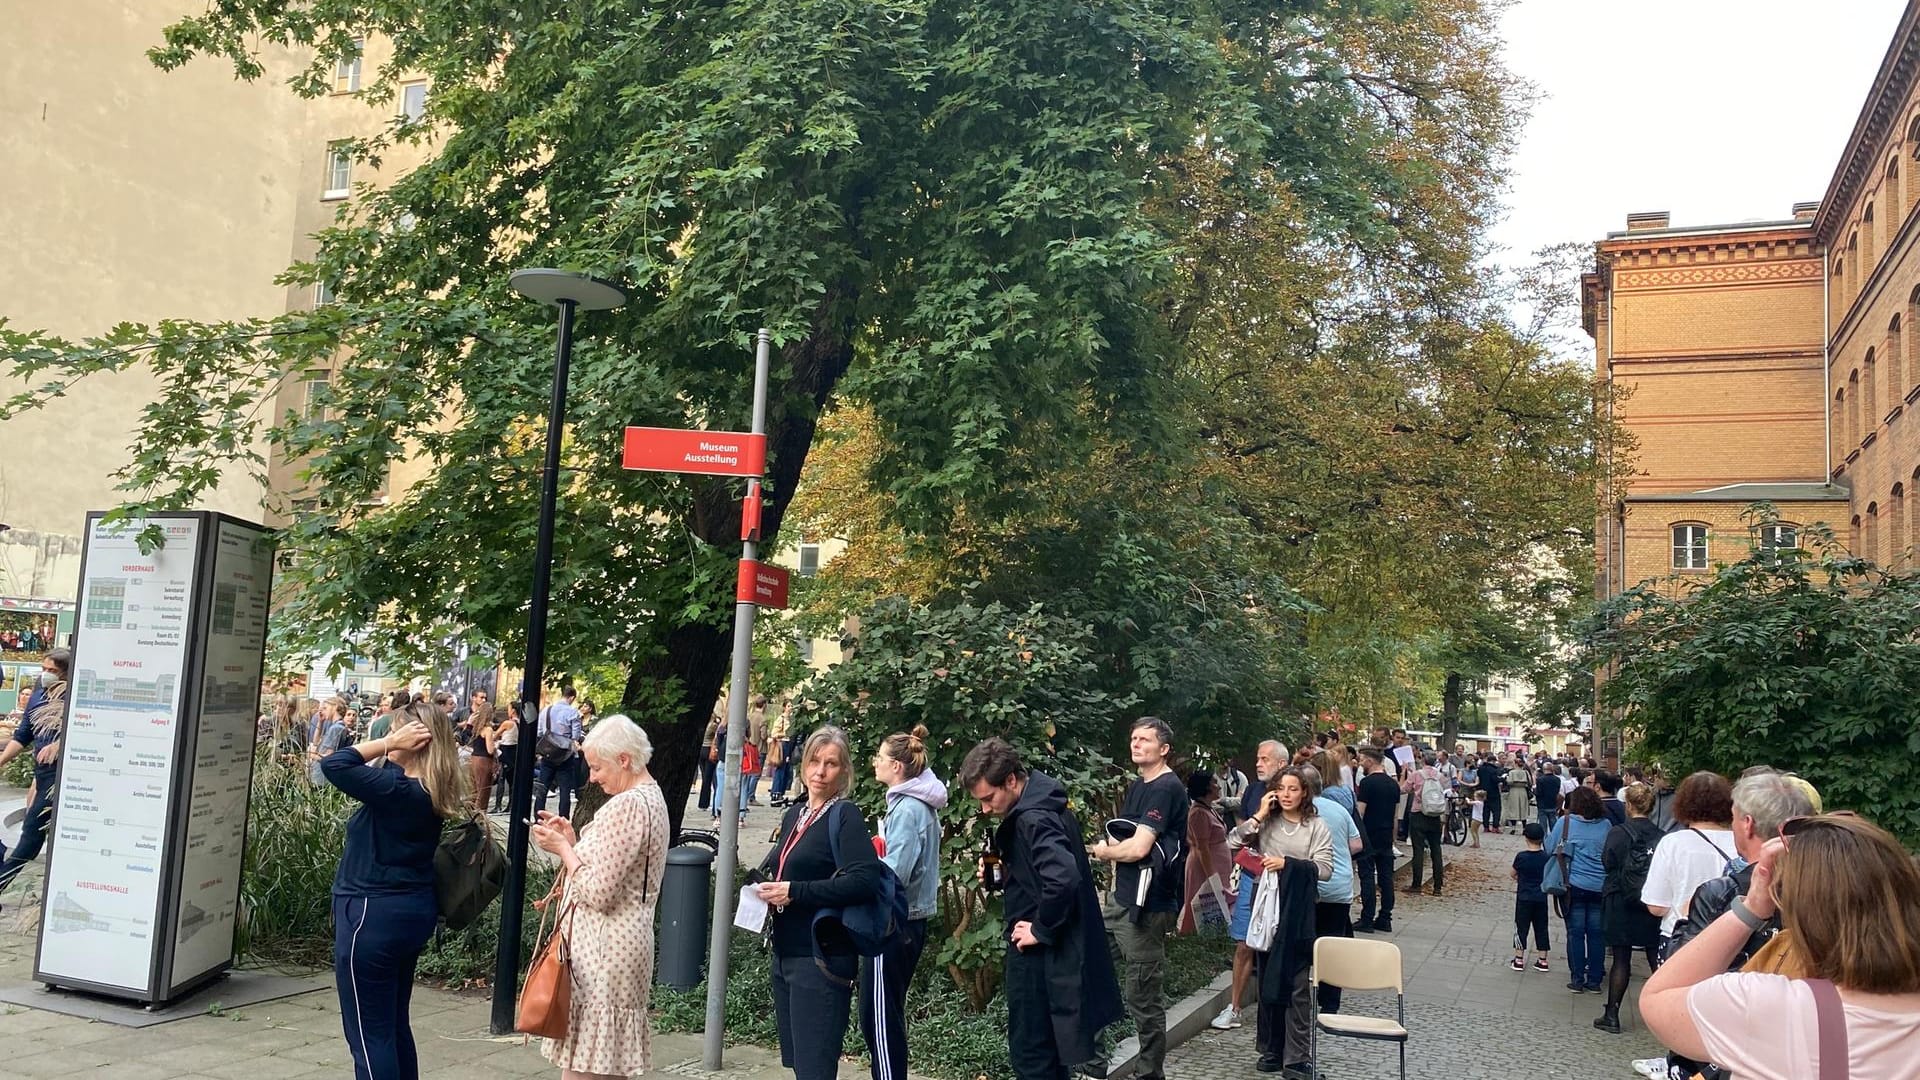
[1,3,433,604]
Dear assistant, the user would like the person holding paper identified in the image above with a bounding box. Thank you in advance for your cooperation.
[1089,718,1187,1080]
[756,726,881,1080]
[528,714,669,1080]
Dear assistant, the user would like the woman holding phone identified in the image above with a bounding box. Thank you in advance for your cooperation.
[322,699,468,1080]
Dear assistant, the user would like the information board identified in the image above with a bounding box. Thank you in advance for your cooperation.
[165,520,273,993]
[33,512,273,1004]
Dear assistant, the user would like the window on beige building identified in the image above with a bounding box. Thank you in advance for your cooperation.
[1755,523,1798,556]
[334,38,364,93]
[1832,389,1846,470]
[1671,524,1709,570]
[400,81,427,123]
[798,542,821,577]
[1892,485,1908,567]
[304,369,330,421]
[1890,157,1903,226]
[1867,348,1880,429]
[324,143,351,199]
[1864,205,1878,268]
[314,281,336,306]
[1848,370,1861,451]
[1890,315,1905,405]
[1909,116,1920,218]
[1865,503,1881,563]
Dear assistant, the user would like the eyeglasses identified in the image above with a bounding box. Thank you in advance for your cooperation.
[1779,810,1861,845]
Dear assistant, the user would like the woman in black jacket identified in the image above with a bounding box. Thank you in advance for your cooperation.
[755,725,881,1080]
[322,700,468,1080]
[1594,782,1664,1034]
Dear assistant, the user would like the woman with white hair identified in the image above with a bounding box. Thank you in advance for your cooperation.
[530,714,671,1080]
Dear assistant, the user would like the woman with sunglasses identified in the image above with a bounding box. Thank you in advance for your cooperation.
[1639,812,1920,1079]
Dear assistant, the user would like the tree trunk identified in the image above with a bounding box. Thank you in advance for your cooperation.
[1440,670,1463,757]
[623,298,857,844]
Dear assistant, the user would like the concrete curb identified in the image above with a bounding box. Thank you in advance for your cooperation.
[1102,970,1234,1080]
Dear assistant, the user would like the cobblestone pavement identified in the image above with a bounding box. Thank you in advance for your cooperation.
[1166,829,1667,1080]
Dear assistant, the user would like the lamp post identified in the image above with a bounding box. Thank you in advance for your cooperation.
[489,268,626,1036]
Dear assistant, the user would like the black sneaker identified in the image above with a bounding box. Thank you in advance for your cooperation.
[1372,916,1392,932]
[1353,920,1375,934]
[1255,1058,1285,1074]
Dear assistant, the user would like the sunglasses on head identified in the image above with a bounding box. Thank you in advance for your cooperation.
[1779,810,1861,845]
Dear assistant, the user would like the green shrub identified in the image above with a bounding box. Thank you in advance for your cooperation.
[2,752,31,789]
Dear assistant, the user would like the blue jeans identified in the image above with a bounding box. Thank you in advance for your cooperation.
[534,758,579,817]
[1565,890,1605,988]
[1538,808,1558,837]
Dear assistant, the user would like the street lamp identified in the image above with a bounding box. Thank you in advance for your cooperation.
[490,268,626,1035]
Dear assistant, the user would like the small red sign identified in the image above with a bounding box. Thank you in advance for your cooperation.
[736,560,790,609]
[622,427,766,477]
[740,488,764,542]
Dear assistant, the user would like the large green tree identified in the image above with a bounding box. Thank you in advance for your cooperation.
[2,0,1519,835]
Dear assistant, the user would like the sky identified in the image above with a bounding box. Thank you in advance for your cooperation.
[1490,0,1908,263]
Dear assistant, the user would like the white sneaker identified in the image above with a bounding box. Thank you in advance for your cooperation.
[1209,1005,1241,1030]
[1393,847,1407,859]
[1631,1058,1670,1080]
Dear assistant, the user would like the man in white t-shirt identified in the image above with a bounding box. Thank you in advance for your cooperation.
[1640,823,1739,938]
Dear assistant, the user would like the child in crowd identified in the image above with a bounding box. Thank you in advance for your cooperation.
[1469,790,1487,848]
[1511,822,1551,972]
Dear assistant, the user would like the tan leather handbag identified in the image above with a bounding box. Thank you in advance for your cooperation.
[517,886,575,1040]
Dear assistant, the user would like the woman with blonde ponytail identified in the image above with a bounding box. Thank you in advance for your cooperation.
[859,724,947,1080]
[321,699,468,1079]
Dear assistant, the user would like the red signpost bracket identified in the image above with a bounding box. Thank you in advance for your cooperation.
[740,488,763,542]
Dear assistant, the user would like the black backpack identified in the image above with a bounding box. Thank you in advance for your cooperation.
[435,815,507,930]
[1618,819,1660,900]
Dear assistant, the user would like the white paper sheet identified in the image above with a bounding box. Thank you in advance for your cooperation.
[734,885,769,934]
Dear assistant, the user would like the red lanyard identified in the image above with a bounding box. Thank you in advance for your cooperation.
[776,799,837,880]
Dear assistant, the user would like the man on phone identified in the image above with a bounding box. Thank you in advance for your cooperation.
[1090,718,1186,1080]
[962,738,1121,1080]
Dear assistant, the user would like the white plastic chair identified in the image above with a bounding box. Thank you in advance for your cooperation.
[1309,936,1408,1079]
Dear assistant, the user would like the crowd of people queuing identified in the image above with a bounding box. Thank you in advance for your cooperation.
[246,682,1920,1080]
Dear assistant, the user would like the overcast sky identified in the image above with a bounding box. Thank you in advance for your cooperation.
[1490,0,1907,263]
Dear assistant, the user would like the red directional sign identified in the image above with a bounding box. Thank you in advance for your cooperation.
[622,427,766,478]
[736,560,790,609]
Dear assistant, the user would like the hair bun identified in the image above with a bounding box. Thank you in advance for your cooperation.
[910,723,930,742]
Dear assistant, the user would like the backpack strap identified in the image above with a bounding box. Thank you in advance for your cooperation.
[1807,978,1850,1080]
[1688,827,1738,872]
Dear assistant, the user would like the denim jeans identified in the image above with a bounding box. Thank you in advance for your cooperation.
[1538,808,1558,837]
[1565,890,1605,987]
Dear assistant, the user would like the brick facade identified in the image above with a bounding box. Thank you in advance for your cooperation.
[1586,3,1920,593]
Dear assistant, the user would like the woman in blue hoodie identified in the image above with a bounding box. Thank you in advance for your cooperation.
[860,725,946,1080]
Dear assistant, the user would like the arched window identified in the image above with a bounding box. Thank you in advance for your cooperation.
[1890,156,1903,222]
[1909,118,1920,216]
[1831,388,1846,469]
[1671,523,1709,570]
[1849,369,1862,451]
[1853,514,1865,556]
[1865,347,1880,430]
[1890,315,1905,410]
[1864,204,1878,268]
[1909,284,1920,400]
[1892,484,1908,566]
[1866,502,1881,564]
[1848,234,1860,300]
[1834,258,1848,311]
[1911,467,1920,565]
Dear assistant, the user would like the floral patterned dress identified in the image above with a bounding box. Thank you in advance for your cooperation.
[542,781,670,1075]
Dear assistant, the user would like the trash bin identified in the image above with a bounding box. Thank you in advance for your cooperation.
[657,844,713,989]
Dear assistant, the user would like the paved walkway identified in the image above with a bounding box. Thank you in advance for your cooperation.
[1166,829,1667,1080]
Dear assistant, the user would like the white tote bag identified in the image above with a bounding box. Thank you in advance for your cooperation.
[1245,868,1281,951]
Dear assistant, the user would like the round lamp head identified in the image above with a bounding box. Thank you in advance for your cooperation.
[509,268,627,311]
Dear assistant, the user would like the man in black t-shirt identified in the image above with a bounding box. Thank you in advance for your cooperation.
[1091,718,1187,1080]
[1353,747,1401,932]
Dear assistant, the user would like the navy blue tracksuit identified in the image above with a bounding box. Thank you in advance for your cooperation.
[322,746,444,1080]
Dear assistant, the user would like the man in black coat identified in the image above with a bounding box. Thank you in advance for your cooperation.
[962,738,1124,1080]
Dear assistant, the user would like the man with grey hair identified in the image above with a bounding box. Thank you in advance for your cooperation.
[1633,770,1816,1080]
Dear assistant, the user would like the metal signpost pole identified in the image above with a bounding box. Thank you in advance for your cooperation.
[701,328,772,1069]
[490,269,626,1035]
